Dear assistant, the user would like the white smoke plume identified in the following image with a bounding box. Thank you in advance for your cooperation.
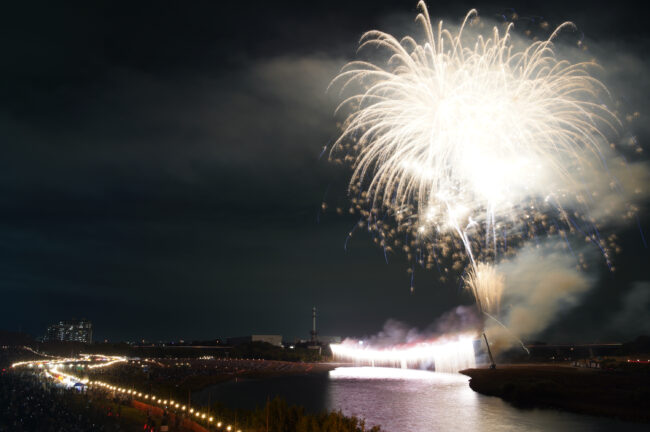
[486,241,595,351]
[350,305,482,348]
[610,282,650,337]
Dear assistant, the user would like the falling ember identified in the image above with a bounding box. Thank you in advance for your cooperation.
[330,334,477,374]
[330,1,621,312]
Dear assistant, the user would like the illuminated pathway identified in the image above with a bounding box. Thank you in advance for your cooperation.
[12,355,242,432]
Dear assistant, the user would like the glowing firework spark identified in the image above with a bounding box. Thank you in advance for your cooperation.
[330,1,620,312]
[463,262,504,315]
[330,334,476,373]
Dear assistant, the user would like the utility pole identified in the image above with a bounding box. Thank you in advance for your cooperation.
[474,293,496,369]
[483,332,496,369]
[310,307,318,344]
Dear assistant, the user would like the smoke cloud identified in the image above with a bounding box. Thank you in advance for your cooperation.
[486,241,595,351]
[610,281,650,337]
[351,305,482,348]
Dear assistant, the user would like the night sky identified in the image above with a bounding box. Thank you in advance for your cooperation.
[1,0,648,343]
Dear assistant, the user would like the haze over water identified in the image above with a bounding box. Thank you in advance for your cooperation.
[197,367,646,432]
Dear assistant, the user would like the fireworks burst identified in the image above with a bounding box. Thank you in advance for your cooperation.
[330,1,622,312]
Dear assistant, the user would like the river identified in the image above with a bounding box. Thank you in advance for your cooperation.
[194,366,645,432]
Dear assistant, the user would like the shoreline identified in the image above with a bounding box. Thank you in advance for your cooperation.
[85,358,340,401]
[460,364,650,423]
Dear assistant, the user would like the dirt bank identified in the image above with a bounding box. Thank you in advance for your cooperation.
[460,364,650,422]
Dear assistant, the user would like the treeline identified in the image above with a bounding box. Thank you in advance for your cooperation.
[617,336,650,355]
[121,341,324,362]
[209,397,381,432]
[230,341,324,362]
[1,337,327,362]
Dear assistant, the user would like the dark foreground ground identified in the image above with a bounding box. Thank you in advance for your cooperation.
[461,364,650,423]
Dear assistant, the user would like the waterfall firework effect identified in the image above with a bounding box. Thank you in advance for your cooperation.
[330,1,623,313]
[330,334,477,374]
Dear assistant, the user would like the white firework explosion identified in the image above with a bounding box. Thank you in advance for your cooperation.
[330,1,620,312]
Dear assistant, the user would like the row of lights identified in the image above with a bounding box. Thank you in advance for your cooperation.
[91,381,240,431]
[92,382,235,429]
[16,358,242,432]
[12,355,126,370]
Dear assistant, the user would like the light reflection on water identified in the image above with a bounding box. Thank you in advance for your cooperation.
[326,367,644,432]
[194,367,646,432]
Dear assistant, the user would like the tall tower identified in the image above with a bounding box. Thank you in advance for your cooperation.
[310,306,318,343]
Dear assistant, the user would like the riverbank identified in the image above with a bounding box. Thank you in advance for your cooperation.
[87,358,339,402]
[460,364,650,422]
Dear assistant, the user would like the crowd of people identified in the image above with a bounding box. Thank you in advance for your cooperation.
[0,370,143,432]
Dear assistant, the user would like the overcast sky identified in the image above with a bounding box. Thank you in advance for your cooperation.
[0,0,648,343]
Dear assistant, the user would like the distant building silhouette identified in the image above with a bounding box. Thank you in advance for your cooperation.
[226,334,282,347]
[319,336,341,344]
[44,319,93,344]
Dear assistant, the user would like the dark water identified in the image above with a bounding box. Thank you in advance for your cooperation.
[194,367,646,432]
